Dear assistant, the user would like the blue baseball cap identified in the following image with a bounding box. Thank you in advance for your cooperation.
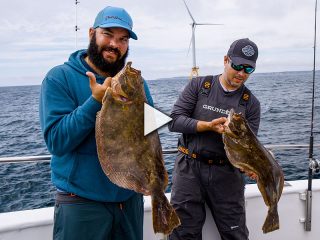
[93,6,138,40]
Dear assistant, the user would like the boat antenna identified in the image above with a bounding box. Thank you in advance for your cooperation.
[75,0,80,49]
[306,0,320,232]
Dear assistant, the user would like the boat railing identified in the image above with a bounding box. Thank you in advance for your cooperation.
[0,144,319,163]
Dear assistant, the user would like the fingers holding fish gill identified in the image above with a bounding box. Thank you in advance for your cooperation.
[102,77,112,89]
[210,117,227,134]
[86,71,111,103]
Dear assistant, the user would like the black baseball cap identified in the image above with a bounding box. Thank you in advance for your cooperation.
[227,38,258,68]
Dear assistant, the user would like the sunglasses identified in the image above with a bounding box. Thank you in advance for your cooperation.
[229,59,255,74]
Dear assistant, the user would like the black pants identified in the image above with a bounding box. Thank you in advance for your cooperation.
[169,153,248,240]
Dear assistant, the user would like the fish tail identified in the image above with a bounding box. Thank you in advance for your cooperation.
[262,205,280,233]
[151,194,181,235]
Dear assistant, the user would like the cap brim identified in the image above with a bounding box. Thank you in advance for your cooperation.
[97,23,138,40]
[230,56,255,68]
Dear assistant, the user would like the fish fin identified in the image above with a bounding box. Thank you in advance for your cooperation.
[151,193,181,235]
[95,111,105,158]
[262,205,280,233]
[106,171,151,195]
[277,174,285,201]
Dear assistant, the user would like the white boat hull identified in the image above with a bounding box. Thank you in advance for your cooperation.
[0,179,319,240]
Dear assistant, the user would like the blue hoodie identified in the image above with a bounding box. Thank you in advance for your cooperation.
[39,50,154,202]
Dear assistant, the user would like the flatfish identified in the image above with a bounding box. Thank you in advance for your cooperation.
[95,62,180,234]
[222,109,284,233]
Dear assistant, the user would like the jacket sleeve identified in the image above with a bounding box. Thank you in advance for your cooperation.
[246,95,261,136]
[168,78,199,134]
[143,80,154,107]
[39,74,101,156]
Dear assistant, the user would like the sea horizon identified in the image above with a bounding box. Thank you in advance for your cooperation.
[1,69,320,88]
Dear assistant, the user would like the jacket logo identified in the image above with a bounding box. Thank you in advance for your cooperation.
[204,81,211,89]
[203,105,230,115]
[242,93,250,101]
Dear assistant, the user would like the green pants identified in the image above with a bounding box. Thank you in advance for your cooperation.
[53,193,144,240]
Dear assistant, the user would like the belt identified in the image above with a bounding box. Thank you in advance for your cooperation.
[178,146,229,166]
[55,192,124,209]
[55,192,93,204]
[178,146,197,158]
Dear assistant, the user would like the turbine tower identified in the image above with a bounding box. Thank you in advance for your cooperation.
[182,0,222,78]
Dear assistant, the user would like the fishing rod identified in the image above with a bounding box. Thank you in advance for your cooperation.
[75,0,80,49]
[306,0,320,232]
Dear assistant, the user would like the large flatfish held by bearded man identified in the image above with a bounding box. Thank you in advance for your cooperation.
[222,109,284,234]
[95,62,180,234]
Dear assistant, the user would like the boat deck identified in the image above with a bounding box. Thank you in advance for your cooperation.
[0,179,319,240]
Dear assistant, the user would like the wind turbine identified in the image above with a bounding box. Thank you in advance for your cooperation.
[182,0,222,78]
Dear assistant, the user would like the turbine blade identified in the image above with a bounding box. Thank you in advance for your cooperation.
[183,0,196,23]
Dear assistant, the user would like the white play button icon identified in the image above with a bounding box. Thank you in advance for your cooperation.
[144,103,172,136]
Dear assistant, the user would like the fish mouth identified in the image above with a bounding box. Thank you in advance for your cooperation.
[111,80,133,104]
[112,90,132,104]
[224,109,234,128]
[228,108,235,122]
[224,109,238,138]
[117,94,131,102]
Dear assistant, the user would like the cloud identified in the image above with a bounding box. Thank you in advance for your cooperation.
[0,0,319,86]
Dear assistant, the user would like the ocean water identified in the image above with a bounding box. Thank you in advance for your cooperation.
[0,71,319,213]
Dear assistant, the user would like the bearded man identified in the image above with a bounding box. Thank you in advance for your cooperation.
[39,6,153,240]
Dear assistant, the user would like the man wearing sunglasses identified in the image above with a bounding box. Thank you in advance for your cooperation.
[222,38,257,91]
[168,38,260,240]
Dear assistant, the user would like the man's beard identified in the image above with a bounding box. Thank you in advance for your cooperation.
[87,33,128,77]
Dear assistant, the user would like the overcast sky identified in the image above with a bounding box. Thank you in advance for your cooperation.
[0,0,319,86]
